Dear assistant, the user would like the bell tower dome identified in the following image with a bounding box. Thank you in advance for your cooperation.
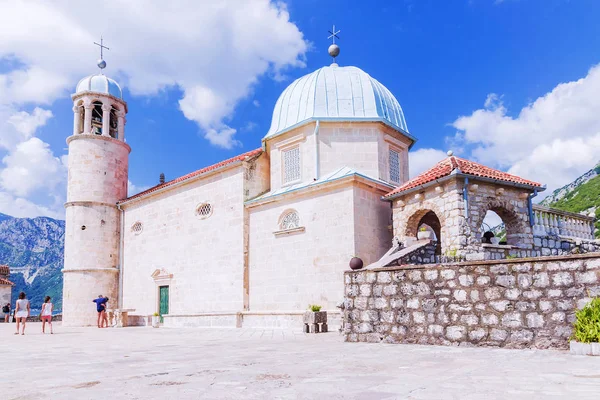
[62,41,130,327]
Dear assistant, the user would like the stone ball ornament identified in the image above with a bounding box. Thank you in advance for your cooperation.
[349,256,363,270]
[97,59,107,69]
[328,44,340,58]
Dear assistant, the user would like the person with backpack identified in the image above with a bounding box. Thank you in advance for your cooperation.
[2,303,9,323]
[40,296,54,334]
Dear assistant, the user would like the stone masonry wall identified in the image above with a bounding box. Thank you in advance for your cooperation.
[343,254,600,349]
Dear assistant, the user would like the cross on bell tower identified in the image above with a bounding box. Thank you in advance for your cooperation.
[94,36,110,70]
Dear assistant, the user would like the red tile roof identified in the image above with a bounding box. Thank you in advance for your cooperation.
[120,148,262,203]
[0,265,9,276]
[0,277,14,286]
[384,155,542,198]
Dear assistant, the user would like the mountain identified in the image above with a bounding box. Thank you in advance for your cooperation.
[540,161,600,238]
[0,214,65,312]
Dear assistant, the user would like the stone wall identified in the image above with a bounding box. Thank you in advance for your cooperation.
[343,254,600,349]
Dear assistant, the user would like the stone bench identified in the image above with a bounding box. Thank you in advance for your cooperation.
[106,308,136,327]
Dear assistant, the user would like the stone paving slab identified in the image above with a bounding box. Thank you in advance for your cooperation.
[1,322,600,399]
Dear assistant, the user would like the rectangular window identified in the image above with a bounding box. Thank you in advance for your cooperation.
[283,146,301,183]
[389,148,400,183]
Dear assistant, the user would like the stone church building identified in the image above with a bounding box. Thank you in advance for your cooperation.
[62,51,420,327]
[64,47,595,329]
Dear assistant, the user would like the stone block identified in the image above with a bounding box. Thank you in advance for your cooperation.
[406,298,420,309]
[392,271,407,282]
[354,297,368,310]
[532,272,549,288]
[547,289,563,298]
[517,274,532,288]
[377,272,392,283]
[496,275,516,288]
[380,311,395,324]
[446,326,466,341]
[458,274,474,286]
[366,272,377,283]
[526,313,544,328]
[428,324,444,336]
[356,322,373,334]
[476,276,491,285]
[390,298,404,309]
[539,301,553,312]
[422,299,437,312]
[359,284,372,296]
[383,285,397,296]
[510,330,534,343]
[424,270,439,281]
[551,312,565,323]
[453,289,467,302]
[484,287,502,300]
[412,312,425,324]
[551,272,573,287]
[577,297,592,310]
[360,310,379,322]
[505,288,521,300]
[415,282,431,296]
[501,312,522,328]
[396,311,410,324]
[345,284,359,296]
[437,312,450,324]
[460,314,479,326]
[374,297,389,310]
[303,311,328,324]
[441,269,456,279]
[490,300,511,312]
[554,325,572,338]
[373,285,383,296]
[469,328,487,341]
[482,314,499,325]
[556,299,573,311]
[490,328,508,341]
[399,283,415,296]
[470,290,480,302]
[575,271,598,284]
[523,289,543,300]
[391,325,407,336]
[490,265,509,274]
[408,271,423,281]
[515,301,536,311]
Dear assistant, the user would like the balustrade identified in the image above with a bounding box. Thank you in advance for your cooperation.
[532,204,595,240]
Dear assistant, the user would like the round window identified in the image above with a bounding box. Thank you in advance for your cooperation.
[196,203,213,219]
[131,221,143,235]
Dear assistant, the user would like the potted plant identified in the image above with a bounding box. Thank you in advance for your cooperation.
[152,312,160,328]
[417,226,432,240]
[303,304,328,333]
[349,256,363,270]
[570,297,600,356]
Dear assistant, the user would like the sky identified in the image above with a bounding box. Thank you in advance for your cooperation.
[1,0,600,220]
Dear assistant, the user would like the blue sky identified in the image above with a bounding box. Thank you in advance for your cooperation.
[1,0,600,219]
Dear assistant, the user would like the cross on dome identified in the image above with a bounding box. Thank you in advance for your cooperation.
[327,25,341,65]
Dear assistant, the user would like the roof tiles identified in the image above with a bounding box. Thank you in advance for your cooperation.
[385,155,542,198]
[121,148,262,203]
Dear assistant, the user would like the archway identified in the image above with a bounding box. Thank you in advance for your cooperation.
[405,209,442,256]
[475,200,528,247]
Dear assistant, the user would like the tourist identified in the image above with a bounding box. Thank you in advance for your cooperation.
[2,302,9,323]
[14,292,30,335]
[40,296,54,334]
[92,295,109,328]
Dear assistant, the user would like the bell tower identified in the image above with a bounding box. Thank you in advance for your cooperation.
[62,40,129,326]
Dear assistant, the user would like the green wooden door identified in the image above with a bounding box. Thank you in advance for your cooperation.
[159,286,169,323]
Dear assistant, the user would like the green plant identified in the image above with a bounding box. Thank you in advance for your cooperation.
[505,254,517,260]
[308,304,322,312]
[571,297,600,343]
[153,312,160,317]
[419,226,427,232]
[445,248,457,257]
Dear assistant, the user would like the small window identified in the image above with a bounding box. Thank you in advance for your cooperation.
[389,148,400,183]
[131,221,143,235]
[196,203,213,219]
[279,210,300,230]
[283,146,300,184]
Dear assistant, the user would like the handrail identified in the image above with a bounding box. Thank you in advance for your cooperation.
[531,205,595,240]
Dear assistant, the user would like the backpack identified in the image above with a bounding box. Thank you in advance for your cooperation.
[2,305,8,313]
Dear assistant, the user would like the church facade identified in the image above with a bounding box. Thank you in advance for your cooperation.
[62,58,416,327]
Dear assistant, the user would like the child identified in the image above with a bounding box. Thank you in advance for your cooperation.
[41,296,53,334]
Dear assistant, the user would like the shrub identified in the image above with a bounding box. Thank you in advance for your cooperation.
[571,297,600,343]
[308,304,322,312]
[153,312,160,317]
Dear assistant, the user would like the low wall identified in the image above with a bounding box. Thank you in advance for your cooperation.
[343,253,600,349]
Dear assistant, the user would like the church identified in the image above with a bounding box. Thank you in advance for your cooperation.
[61,42,418,328]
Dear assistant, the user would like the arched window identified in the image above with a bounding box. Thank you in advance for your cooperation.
[91,101,103,135]
[279,210,300,230]
[77,102,85,134]
[109,107,118,138]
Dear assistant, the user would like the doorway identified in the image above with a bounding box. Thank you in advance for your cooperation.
[159,285,169,323]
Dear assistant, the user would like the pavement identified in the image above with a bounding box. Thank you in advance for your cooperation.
[1,321,600,399]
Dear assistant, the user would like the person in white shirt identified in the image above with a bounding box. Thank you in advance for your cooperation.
[14,292,30,335]
[41,296,54,334]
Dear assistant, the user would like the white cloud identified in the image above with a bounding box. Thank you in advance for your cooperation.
[128,180,150,196]
[0,137,66,197]
[408,148,448,178]
[0,191,64,220]
[0,0,308,149]
[451,64,600,195]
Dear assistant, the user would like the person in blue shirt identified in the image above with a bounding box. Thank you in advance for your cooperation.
[92,295,109,328]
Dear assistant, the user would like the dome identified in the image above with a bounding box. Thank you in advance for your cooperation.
[265,65,409,140]
[75,74,122,99]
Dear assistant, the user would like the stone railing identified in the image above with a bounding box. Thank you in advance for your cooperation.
[532,205,595,240]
